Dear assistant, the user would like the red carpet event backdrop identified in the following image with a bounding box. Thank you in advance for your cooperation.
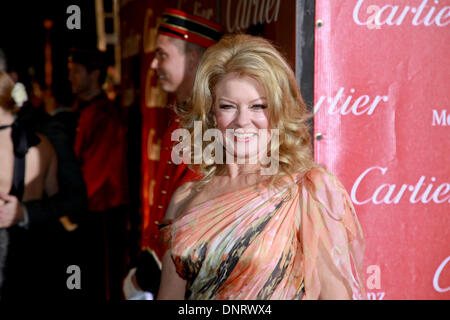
[314,0,449,299]
[120,0,449,299]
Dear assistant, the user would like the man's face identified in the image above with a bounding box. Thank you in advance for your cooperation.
[150,35,187,93]
[68,62,90,95]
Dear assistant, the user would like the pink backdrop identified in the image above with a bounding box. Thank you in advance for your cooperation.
[314,0,450,299]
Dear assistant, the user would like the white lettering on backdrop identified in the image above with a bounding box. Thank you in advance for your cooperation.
[226,0,281,32]
[433,256,450,293]
[432,109,449,126]
[314,88,389,115]
[351,166,450,205]
[353,0,450,27]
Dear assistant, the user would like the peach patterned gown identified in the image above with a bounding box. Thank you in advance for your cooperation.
[160,167,366,299]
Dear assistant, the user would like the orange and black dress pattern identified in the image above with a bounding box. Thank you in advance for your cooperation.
[161,167,366,300]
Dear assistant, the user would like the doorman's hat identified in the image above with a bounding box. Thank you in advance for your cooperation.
[157,8,224,48]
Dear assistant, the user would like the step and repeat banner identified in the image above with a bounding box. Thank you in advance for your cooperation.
[314,0,450,299]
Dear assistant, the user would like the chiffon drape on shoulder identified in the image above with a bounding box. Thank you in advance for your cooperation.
[160,167,366,300]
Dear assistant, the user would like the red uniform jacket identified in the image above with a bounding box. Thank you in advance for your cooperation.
[74,94,128,212]
[142,112,201,259]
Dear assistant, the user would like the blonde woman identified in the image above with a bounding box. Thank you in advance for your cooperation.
[157,35,365,300]
[0,71,58,298]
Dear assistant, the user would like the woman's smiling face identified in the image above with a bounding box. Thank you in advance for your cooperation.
[213,73,271,162]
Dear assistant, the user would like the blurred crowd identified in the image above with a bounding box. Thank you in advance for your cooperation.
[0,47,130,300]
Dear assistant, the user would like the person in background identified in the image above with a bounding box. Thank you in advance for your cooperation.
[122,8,223,300]
[0,48,87,299]
[0,70,59,299]
[157,34,366,300]
[0,50,6,294]
[68,48,128,300]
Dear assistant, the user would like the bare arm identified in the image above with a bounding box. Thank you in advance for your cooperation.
[157,250,187,300]
[156,182,197,300]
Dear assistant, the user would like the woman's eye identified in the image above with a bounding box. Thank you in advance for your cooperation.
[251,104,267,110]
[219,104,234,109]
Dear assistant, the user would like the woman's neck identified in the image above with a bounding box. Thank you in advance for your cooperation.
[226,162,262,179]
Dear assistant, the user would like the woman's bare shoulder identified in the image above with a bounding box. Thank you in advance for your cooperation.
[164,181,198,221]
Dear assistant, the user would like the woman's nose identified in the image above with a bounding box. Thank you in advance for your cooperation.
[235,108,251,127]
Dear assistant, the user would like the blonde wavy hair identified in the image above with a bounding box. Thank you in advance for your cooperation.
[183,34,317,187]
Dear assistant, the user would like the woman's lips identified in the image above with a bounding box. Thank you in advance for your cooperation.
[233,132,257,142]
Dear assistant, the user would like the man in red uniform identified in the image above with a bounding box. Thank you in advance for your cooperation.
[123,8,223,299]
[68,49,128,300]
